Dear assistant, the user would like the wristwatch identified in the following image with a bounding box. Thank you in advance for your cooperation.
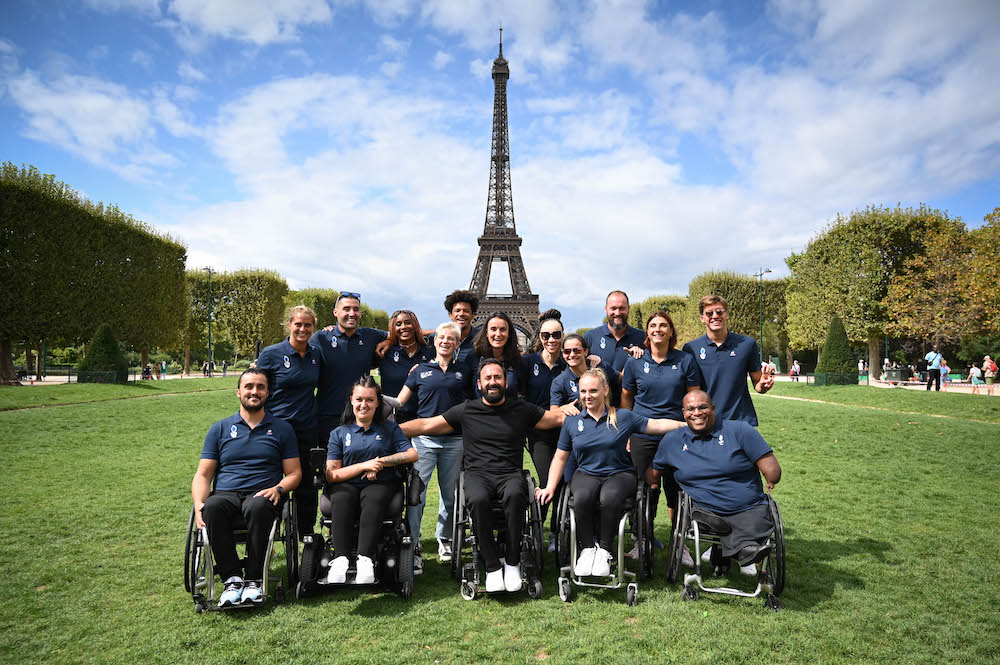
[276,485,286,497]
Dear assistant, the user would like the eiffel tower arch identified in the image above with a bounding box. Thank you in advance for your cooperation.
[468,30,540,341]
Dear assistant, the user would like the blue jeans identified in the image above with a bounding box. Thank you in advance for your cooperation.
[408,434,463,546]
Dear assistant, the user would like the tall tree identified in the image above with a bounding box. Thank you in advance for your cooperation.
[215,269,288,356]
[966,207,1000,335]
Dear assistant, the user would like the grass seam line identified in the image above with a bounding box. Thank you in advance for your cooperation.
[0,388,232,413]
[759,392,998,425]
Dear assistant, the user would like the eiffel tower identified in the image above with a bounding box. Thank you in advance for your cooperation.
[468,30,540,340]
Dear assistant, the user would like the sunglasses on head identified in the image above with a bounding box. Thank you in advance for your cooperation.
[563,347,584,356]
[340,291,361,300]
[539,331,563,341]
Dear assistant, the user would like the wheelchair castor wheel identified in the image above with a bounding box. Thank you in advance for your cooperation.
[295,581,309,600]
[274,587,285,604]
[557,577,572,603]
[682,585,699,601]
[527,580,542,600]
[626,583,638,606]
[400,580,414,599]
[765,594,781,611]
[461,581,477,601]
[194,599,207,614]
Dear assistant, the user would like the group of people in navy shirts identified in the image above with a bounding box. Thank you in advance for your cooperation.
[192,288,782,606]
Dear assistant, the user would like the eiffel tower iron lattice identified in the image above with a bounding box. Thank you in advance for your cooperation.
[468,30,540,340]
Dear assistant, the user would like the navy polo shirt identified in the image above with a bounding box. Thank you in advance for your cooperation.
[201,412,299,492]
[549,362,617,407]
[584,324,646,373]
[378,344,434,420]
[558,408,647,477]
[310,326,388,419]
[429,325,480,397]
[403,360,467,418]
[327,421,412,487]
[520,352,567,408]
[682,332,762,426]
[471,354,521,399]
[622,348,703,421]
[652,420,772,516]
[254,339,320,432]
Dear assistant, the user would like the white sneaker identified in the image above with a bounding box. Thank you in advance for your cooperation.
[438,539,452,562]
[739,562,758,577]
[682,546,694,567]
[240,580,263,604]
[575,547,596,576]
[218,576,243,608]
[591,548,612,577]
[355,555,375,584]
[326,556,349,584]
[701,546,713,564]
[485,568,505,592]
[503,563,522,592]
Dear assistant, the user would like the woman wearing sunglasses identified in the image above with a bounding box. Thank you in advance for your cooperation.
[520,309,568,549]
[550,335,616,416]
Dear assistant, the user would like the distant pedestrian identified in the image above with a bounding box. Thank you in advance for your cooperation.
[153,363,161,380]
[790,360,801,382]
[222,360,228,377]
[984,355,997,396]
[201,360,209,377]
[858,359,865,375]
[161,360,167,378]
[924,345,943,391]
[968,363,984,395]
[940,359,950,391]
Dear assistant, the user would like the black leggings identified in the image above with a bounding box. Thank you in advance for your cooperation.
[326,480,397,559]
[464,471,527,572]
[294,428,319,535]
[571,470,637,551]
[202,491,279,581]
[528,429,559,531]
[630,434,678,510]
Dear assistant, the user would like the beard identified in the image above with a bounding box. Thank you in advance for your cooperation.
[241,396,265,412]
[608,316,626,331]
[483,384,506,404]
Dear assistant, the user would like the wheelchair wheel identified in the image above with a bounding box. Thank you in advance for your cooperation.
[525,474,544,575]
[283,502,299,590]
[184,507,196,593]
[666,492,689,584]
[626,582,638,607]
[555,486,572,570]
[451,478,465,581]
[636,485,654,580]
[398,531,416,599]
[297,537,322,598]
[766,495,785,596]
[558,576,572,602]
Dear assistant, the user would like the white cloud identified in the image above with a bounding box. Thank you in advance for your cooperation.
[431,50,452,69]
[130,49,154,69]
[165,0,334,44]
[83,0,160,15]
[377,34,409,56]
[380,61,402,77]
[177,61,207,81]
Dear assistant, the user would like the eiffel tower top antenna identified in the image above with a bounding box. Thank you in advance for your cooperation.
[499,23,503,56]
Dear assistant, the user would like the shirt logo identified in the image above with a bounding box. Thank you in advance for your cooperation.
[312,358,317,364]
[643,361,650,374]
[420,371,433,379]
[266,429,273,435]
[730,350,737,357]
[533,363,539,376]
[683,443,689,451]
[672,365,677,370]
[331,337,338,348]
[570,380,577,393]
[600,337,607,349]
[282,355,290,368]
[456,372,463,380]
[393,351,400,363]
[375,434,382,441]
[359,339,364,345]
[699,347,706,360]
[577,419,584,432]
[345,433,352,447]
[718,434,725,446]
[230,424,238,438]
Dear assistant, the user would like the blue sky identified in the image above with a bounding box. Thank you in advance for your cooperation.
[2,0,999,332]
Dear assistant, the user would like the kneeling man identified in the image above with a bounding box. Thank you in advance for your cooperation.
[646,390,781,573]
[402,359,565,592]
[192,368,302,607]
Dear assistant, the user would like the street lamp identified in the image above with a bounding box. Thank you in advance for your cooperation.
[204,267,214,378]
[753,267,772,362]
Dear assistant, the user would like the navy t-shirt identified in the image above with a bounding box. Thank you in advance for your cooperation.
[254,339,320,432]
[327,421,412,487]
[682,332,762,426]
[651,420,772,515]
[378,343,434,421]
[558,408,648,477]
[584,324,646,373]
[549,362,617,407]
[428,325,480,398]
[403,359,467,418]
[201,412,299,492]
[520,352,567,408]
[310,326,388,419]
[622,348,702,421]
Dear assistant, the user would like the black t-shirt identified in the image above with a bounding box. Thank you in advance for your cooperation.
[443,398,546,475]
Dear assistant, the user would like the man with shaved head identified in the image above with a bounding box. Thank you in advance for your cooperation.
[647,390,781,575]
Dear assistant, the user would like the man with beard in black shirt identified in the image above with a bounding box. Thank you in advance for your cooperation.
[401,358,565,593]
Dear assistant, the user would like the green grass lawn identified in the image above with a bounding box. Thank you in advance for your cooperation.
[0,386,997,664]
[0,376,235,411]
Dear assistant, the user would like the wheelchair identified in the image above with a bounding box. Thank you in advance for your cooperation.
[295,463,422,599]
[554,481,653,605]
[184,496,299,613]
[665,491,785,610]
[451,469,545,600]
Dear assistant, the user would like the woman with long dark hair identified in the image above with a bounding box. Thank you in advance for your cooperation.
[470,311,522,398]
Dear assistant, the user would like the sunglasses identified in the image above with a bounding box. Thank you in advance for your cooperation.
[703,309,726,318]
[563,347,585,356]
[539,331,564,341]
[340,291,361,300]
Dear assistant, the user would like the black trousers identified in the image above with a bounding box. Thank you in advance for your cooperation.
[202,491,279,581]
[464,471,527,572]
[294,428,319,535]
[571,470,637,551]
[327,480,397,558]
[527,428,559,531]
[630,434,677,510]
[926,368,941,391]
